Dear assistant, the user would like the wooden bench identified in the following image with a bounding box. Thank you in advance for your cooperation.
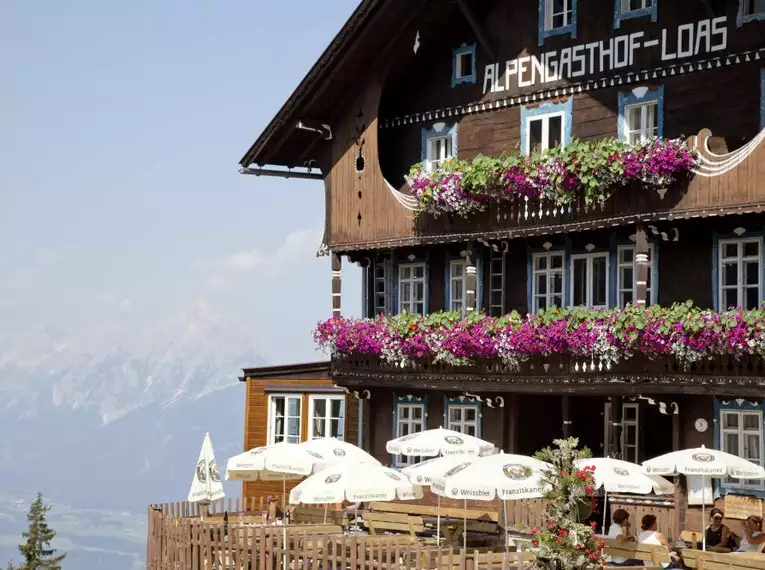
[681,549,765,569]
[603,538,672,568]
[364,512,426,536]
[426,548,536,569]
[290,505,348,527]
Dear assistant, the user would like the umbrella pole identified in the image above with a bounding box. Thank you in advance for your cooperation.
[503,499,508,554]
[323,503,327,524]
[702,475,706,551]
[437,493,441,544]
[463,499,467,552]
[282,476,288,569]
[602,491,608,534]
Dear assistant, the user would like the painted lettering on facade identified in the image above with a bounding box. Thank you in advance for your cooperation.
[482,17,727,94]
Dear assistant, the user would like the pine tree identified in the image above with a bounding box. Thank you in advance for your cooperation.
[17,493,65,570]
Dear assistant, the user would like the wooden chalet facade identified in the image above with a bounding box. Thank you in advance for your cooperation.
[239,0,765,534]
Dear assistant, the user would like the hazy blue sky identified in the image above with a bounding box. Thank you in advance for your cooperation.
[1,0,362,364]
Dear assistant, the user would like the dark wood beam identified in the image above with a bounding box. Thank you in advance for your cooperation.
[456,0,496,61]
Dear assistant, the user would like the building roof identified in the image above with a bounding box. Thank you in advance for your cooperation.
[239,361,330,381]
[237,0,428,170]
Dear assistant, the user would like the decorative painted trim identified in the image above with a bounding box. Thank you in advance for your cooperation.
[445,253,484,312]
[420,122,458,164]
[617,85,664,141]
[712,230,765,312]
[613,0,658,29]
[380,48,765,130]
[713,397,765,497]
[391,393,428,467]
[452,43,477,87]
[737,0,765,27]
[615,240,659,307]
[443,395,483,439]
[520,97,574,155]
[538,0,578,46]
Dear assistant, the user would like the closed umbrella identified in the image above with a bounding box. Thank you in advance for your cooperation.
[643,445,765,550]
[188,432,225,508]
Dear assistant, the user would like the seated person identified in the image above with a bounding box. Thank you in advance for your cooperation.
[705,508,733,550]
[638,514,676,568]
[606,509,643,566]
[736,515,765,553]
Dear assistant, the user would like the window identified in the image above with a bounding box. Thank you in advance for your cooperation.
[268,395,301,445]
[449,260,467,314]
[718,238,762,310]
[521,98,572,155]
[452,43,477,87]
[532,252,564,312]
[742,0,765,16]
[447,405,480,437]
[617,245,655,307]
[621,403,639,464]
[527,112,564,154]
[395,403,426,466]
[373,260,390,315]
[618,87,664,144]
[398,263,427,315]
[538,0,577,45]
[309,396,345,440]
[421,124,457,172]
[570,252,609,308]
[544,0,573,30]
[720,410,764,490]
[488,249,506,317]
[614,0,657,28]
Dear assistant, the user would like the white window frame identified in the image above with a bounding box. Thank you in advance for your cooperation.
[532,252,565,313]
[720,409,765,491]
[449,260,467,315]
[373,260,390,315]
[718,237,763,310]
[395,403,426,467]
[622,100,658,145]
[425,136,454,172]
[569,252,609,308]
[398,262,427,315]
[544,0,573,30]
[447,404,480,437]
[308,395,345,441]
[620,403,639,464]
[621,0,653,12]
[267,394,302,445]
[617,244,656,308]
[524,111,566,154]
[455,50,473,80]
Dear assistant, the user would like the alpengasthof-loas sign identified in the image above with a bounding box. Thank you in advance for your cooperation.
[482,16,728,94]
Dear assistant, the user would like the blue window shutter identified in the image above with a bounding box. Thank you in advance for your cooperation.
[391,251,399,314]
[712,231,720,311]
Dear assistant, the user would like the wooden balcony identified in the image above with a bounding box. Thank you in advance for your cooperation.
[331,352,765,396]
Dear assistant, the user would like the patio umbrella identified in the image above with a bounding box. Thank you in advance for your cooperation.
[643,445,765,550]
[289,462,423,504]
[402,455,471,544]
[430,452,550,550]
[299,437,381,470]
[576,457,674,533]
[188,432,225,508]
[386,427,496,457]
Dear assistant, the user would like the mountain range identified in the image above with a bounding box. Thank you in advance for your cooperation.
[0,303,265,569]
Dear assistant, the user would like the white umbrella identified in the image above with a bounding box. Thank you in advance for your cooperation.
[576,457,674,533]
[643,445,765,550]
[387,427,496,457]
[402,456,472,543]
[299,437,381,470]
[188,432,225,506]
[289,463,423,504]
[431,453,550,550]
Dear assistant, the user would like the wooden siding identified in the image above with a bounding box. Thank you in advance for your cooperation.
[241,377,364,504]
[321,0,765,251]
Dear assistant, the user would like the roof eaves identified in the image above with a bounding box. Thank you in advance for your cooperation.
[238,0,385,168]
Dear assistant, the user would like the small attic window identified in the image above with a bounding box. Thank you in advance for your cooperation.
[452,43,477,87]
